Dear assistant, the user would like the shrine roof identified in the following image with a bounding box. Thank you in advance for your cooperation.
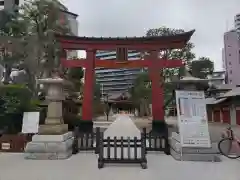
[56,30,195,43]
[213,84,236,90]
[220,87,240,98]
[171,76,209,84]
[108,92,131,100]
[206,97,228,105]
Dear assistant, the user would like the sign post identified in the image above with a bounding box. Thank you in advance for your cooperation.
[21,112,40,134]
[175,90,211,148]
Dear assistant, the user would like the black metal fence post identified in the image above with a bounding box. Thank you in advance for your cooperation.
[72,127,79,154]
[164,130,170,155]
[141,132,147,169]
[143,128,147,154]
[95,127,100,154]
[98,132,104,169]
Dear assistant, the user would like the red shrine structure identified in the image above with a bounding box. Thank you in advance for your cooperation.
[56,30,195,132]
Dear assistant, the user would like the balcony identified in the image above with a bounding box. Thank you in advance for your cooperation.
[102,86,133,92]
[96,50,140,57]
[96,77,136,82]
[96,53,141,60]
[96,68,140,73]
[96,70,141,76]
[98,82,133,87]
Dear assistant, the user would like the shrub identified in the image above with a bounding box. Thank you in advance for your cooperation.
[0,84,33,133]
[0,84,32,114]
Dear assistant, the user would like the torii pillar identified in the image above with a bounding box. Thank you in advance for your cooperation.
[80,50,96,132]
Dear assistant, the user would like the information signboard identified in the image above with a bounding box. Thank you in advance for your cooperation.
[175,90,211,148]
[21,112,40,134]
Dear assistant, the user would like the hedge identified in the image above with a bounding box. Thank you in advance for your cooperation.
[0,84,41,134]
[0,84,32,114]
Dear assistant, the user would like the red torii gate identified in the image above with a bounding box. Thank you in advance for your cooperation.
[56,30,195,132]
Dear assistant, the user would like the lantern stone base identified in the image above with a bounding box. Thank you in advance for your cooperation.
[38,124,68,135]
[25,132,73,160]
[170,132,221,162]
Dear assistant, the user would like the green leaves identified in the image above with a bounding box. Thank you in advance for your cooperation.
[0,84,32,114]
[66,67,84,91]
[189,57,214,79]
[145,26,196,83]
[0,0,72,91]
[131,27,196,111]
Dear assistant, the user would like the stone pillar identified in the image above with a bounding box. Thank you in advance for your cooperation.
[230,104,236,125]
[38,79,68,135]
[25,78,74,160]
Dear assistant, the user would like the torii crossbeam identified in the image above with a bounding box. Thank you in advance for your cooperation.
[57,30,195,132]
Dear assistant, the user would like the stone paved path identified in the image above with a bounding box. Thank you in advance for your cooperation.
[0,153,239,180]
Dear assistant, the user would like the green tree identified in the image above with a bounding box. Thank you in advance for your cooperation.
[19,0,70,82]
[130,27,196,116]
[189,57,214,79]
[0,0,70,91]
[67,67,84,91]
[0,9,28,84]
[130,72,151,116]
[146,26,195,79]
[94,82,101,101]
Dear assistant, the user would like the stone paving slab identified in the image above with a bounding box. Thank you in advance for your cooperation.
[0,153,239,180]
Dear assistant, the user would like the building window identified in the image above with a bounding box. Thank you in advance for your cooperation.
[230,70,232,74]
[229,80,232,84]
[228,45,231,48]
[229,54,231,56]
[229,62,232,65]
[239,51,240,64]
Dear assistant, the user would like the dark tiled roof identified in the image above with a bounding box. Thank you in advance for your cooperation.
[221,87,240,98]
[60,9,78,18]
[56,30,195,42]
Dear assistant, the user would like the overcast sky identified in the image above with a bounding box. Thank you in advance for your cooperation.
[58,0,240,70]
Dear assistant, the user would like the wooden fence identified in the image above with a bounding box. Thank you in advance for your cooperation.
[97,133,147,169]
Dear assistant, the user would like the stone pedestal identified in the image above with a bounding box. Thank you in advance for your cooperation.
[25,132,73,160]
[25,77,73,160]
[38,124,68,135]
[170,132,220,162]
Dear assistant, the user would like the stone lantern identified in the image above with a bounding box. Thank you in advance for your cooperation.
[171,70,209,91]
[25,76,74,160]
[169,70,219,162]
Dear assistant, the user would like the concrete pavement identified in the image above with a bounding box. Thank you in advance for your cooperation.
[0,153,239,180]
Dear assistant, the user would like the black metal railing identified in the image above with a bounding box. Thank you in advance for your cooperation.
[97,132,147,169]
[72,127,170,156]
[72,127,100,154]
[143,128,170,155]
